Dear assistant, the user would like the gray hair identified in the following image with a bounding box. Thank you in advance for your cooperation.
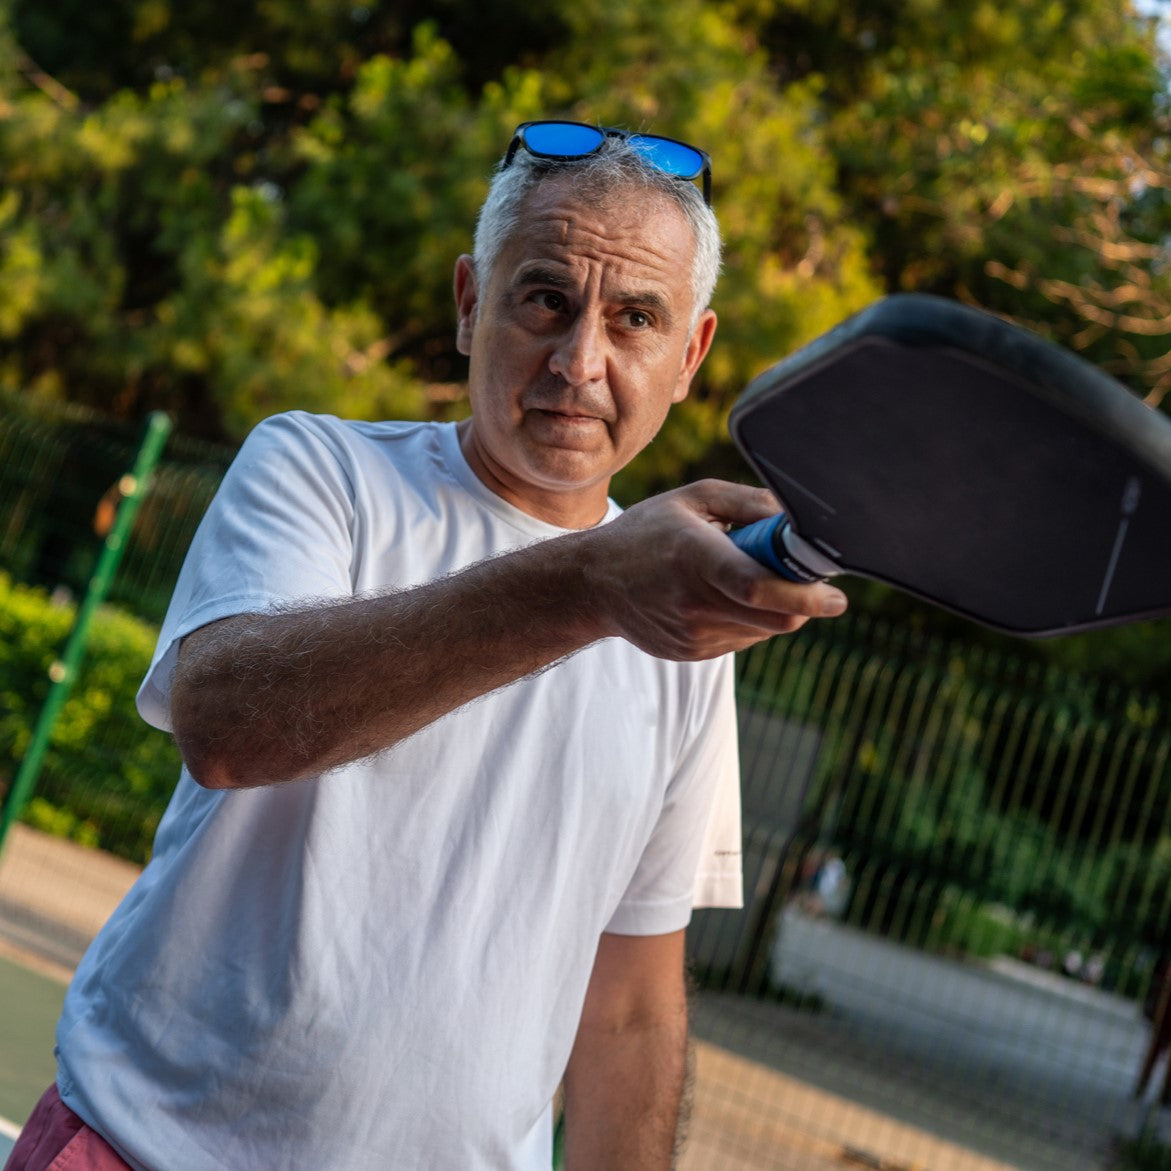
[472,134,722,332]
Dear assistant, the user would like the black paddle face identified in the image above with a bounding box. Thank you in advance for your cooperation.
[729,295,1171,637]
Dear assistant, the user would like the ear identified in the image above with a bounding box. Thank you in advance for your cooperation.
[672,309,718,403]
[454,254,479,356]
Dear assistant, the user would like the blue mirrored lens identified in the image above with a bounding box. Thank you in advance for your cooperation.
[627,136,705,179]
[522,122,606,158]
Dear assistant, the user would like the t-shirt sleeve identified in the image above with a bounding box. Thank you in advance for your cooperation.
[136,412,357,732]
[604,657,743,936]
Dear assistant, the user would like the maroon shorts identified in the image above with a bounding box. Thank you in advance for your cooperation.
[4,1085,132,1171]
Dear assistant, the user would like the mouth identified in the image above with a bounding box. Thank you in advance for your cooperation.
[533,407,599,422]
[527,400,612,425]
[525,406,610,447]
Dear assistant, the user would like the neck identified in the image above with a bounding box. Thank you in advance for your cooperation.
[456,419,611,529]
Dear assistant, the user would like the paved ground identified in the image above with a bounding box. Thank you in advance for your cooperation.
[0,823,141,984]
[0,823,1166,1170]
[690,911,1171,1171]
[690,908,1167,1171]
[681,1041,1024,1171]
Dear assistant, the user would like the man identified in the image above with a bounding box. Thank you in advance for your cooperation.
[8,121,847,1171]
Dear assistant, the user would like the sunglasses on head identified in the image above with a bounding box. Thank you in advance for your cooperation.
[503,120,712,206]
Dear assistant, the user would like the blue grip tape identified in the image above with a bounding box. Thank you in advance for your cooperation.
[729,515,825,583]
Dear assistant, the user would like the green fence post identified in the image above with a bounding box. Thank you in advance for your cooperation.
[0,411,173,855]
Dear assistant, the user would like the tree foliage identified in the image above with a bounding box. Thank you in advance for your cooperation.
[3,0,1166,440]
[792,0,1171,398]
[0,0,884,461]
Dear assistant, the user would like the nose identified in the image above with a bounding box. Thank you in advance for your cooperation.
[548,315,606,385]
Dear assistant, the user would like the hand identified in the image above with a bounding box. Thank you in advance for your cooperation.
[582,479,848,661]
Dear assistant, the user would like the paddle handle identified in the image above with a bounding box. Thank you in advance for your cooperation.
[730,515,838,583]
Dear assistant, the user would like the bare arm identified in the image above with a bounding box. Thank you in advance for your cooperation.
[562,930,691,1170]
[171,479,847,788]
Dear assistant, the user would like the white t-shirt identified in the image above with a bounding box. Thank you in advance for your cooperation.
[56,413,742,1171]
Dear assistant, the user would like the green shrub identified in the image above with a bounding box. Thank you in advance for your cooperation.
[22,795,101,849]
[926,895,1026,958]
[0,572,179,863]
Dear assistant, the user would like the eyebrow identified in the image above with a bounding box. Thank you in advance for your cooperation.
[513,264,573,289]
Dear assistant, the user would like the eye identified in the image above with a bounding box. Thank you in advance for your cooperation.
[532,290,568,313]
[621,308,654,330]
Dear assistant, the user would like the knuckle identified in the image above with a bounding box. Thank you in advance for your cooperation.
[738,572,772,610]
[775,614,810,636]
[693,477,725,495]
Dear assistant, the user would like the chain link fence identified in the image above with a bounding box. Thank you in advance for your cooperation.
[0,394,234,861]
[0,393,234,622]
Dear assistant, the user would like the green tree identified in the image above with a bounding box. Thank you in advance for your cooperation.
[745,0,1171,389]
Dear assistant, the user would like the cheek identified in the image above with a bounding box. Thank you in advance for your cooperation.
[471,342,530,413]
[487,328,547,381]
[613,388,679,456]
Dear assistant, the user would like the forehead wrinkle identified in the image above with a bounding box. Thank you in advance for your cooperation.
[514,262,671,306]
[512,252,679,315]
[525,198,690,275]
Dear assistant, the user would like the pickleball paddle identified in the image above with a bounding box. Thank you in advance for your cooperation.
[728,294,1171,637]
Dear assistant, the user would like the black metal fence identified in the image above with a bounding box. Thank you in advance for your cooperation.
[687,621,1171,1169]
[0,392,233,622]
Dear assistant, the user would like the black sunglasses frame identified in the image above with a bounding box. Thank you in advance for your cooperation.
[503,120,712,205]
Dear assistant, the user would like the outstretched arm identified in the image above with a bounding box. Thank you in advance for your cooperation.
[171,479,847,788]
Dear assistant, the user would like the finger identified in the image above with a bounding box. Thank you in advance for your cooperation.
[745,576,849,621]
[677,479,782,528]
[706,540,849,620]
